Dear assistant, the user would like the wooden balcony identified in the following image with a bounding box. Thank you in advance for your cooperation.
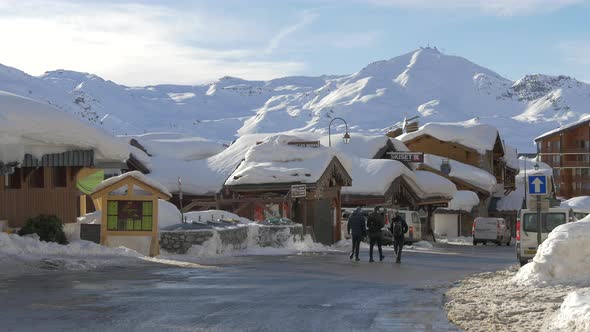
[540,147,590,154]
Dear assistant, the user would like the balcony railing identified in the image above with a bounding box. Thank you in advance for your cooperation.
[540,147,590,154]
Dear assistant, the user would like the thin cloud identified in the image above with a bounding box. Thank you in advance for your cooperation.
[265,11,319,53]
[0,1,308,85]
[359,0,586,15]
[559,41,590,65]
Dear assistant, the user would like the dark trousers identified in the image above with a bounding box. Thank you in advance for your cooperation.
[351,235,362,259]
[393,238,404,262]
[369,234,382,260]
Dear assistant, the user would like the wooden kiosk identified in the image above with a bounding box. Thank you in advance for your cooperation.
[90,171,171,257]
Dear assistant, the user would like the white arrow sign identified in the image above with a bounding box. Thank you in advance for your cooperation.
[532,177,543,193]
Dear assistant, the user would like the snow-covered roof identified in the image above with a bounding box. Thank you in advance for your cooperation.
[316,134,395,159]
[0,91,129,164]
[422,154,498,193]
[496,157,553,211]
[225,135,351,186]
[399,120,500,154]
[92,170,172,197]
[503,144,519,170]
[341,158,413,196]
[123,132,225,161]
[534,115,590,141]
[413,170,457,198]
[448,190,479,212]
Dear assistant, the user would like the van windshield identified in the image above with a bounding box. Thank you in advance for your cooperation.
[523,213,566,233]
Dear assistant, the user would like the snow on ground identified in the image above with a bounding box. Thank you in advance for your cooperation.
[184,210,251,224]
[0,232,143,278]
[447,214,590,331]
[560,196,590,211]
[435,235,473,246]
[513,218,590,287]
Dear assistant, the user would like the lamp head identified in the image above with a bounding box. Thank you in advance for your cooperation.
[534,163,539,171]
[343,132,351,144]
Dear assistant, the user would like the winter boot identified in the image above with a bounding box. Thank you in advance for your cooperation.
[355,256,360,261]
[349,252,354,260]
[369,256,374,262]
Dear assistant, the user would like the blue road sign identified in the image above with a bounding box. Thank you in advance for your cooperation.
[528,175,547,195]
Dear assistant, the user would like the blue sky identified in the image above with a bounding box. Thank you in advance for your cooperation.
[1,0,589,85]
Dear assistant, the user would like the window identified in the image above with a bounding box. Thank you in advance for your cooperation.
[4,168,22,189]
[28,167,44,188]
[52,167,67,188]
[107,200,153,231]
[523,213,566,233]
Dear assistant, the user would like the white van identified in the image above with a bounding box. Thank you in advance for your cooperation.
[516,207,574,266]
[472,217,511,246]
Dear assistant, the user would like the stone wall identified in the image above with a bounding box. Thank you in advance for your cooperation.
[160,224,304,254]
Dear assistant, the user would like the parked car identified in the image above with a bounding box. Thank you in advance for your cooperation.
[472,217,511,246]
[516,207,574,266]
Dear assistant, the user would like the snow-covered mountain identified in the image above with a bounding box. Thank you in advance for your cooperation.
[2,47,589,152]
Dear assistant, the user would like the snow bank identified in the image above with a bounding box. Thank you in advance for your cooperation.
[513,218,590,286]
[185,226,330,257]
[0,90,128,163]
[93,170,172,197]
[448,190,479,212]
[0,232,142,276]
[184,210,252,224]
[547,290,590,332]
[399,120,499,154]
[561,196,590,211]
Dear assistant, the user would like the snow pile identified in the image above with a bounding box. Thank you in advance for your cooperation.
[184,210,251,224]
[448,190,479,212]
[436,236,473,246]
[158,200,183,229]
[409,241,434,249]
[93,170,172,197]
[399,120,499,154]
[423,154,497,193]
[560,196,590,211]
[183,224,330,257]
[0,232,142,276]
[0,90,129,163]
[547,290,590,332]
[226,134,351,185]
[513,218,590,287]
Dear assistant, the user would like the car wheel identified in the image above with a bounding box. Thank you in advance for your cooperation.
[519,260,528,267]
[483,241,487,245]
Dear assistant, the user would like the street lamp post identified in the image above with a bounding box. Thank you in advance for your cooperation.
[328,117,351,147]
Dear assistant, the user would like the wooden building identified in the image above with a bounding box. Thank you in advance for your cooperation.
[221,138,352,245]
[0,150,127,228]
[535,118,590,198]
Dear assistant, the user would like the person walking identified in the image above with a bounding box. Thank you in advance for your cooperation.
[390,211,409,264]
[367,207,385,262]
[347,207,366,261]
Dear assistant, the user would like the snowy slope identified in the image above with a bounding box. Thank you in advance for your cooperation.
[1,47,590,151]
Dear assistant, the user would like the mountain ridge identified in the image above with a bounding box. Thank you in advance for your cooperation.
[1,47,589,152]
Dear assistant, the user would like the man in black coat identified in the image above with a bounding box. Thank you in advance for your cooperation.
[390,211,409,264]
[347,207,366,261]
[367,207,385,262]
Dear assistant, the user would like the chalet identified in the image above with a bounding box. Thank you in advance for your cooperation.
[0,91,130,228]
[222,135,352,245]
[535,116,590,198]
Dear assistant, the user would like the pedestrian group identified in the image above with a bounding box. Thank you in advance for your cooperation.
[347,207,408,264]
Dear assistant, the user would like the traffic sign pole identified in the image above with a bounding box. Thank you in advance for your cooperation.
[537,195,542,246]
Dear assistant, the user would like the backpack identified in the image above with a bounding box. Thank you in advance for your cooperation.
[367,213,380,232]
[392,220,403,237]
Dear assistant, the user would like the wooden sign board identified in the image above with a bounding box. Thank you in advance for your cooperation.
[387,152,424,163]
[287,141,320,148]
[291,184,307,198]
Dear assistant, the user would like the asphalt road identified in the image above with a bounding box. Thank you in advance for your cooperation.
[0,244,515,332]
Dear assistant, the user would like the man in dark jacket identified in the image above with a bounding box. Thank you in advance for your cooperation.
[390,211,409,264]
[347,207,366,261]
[367,207,385,262]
